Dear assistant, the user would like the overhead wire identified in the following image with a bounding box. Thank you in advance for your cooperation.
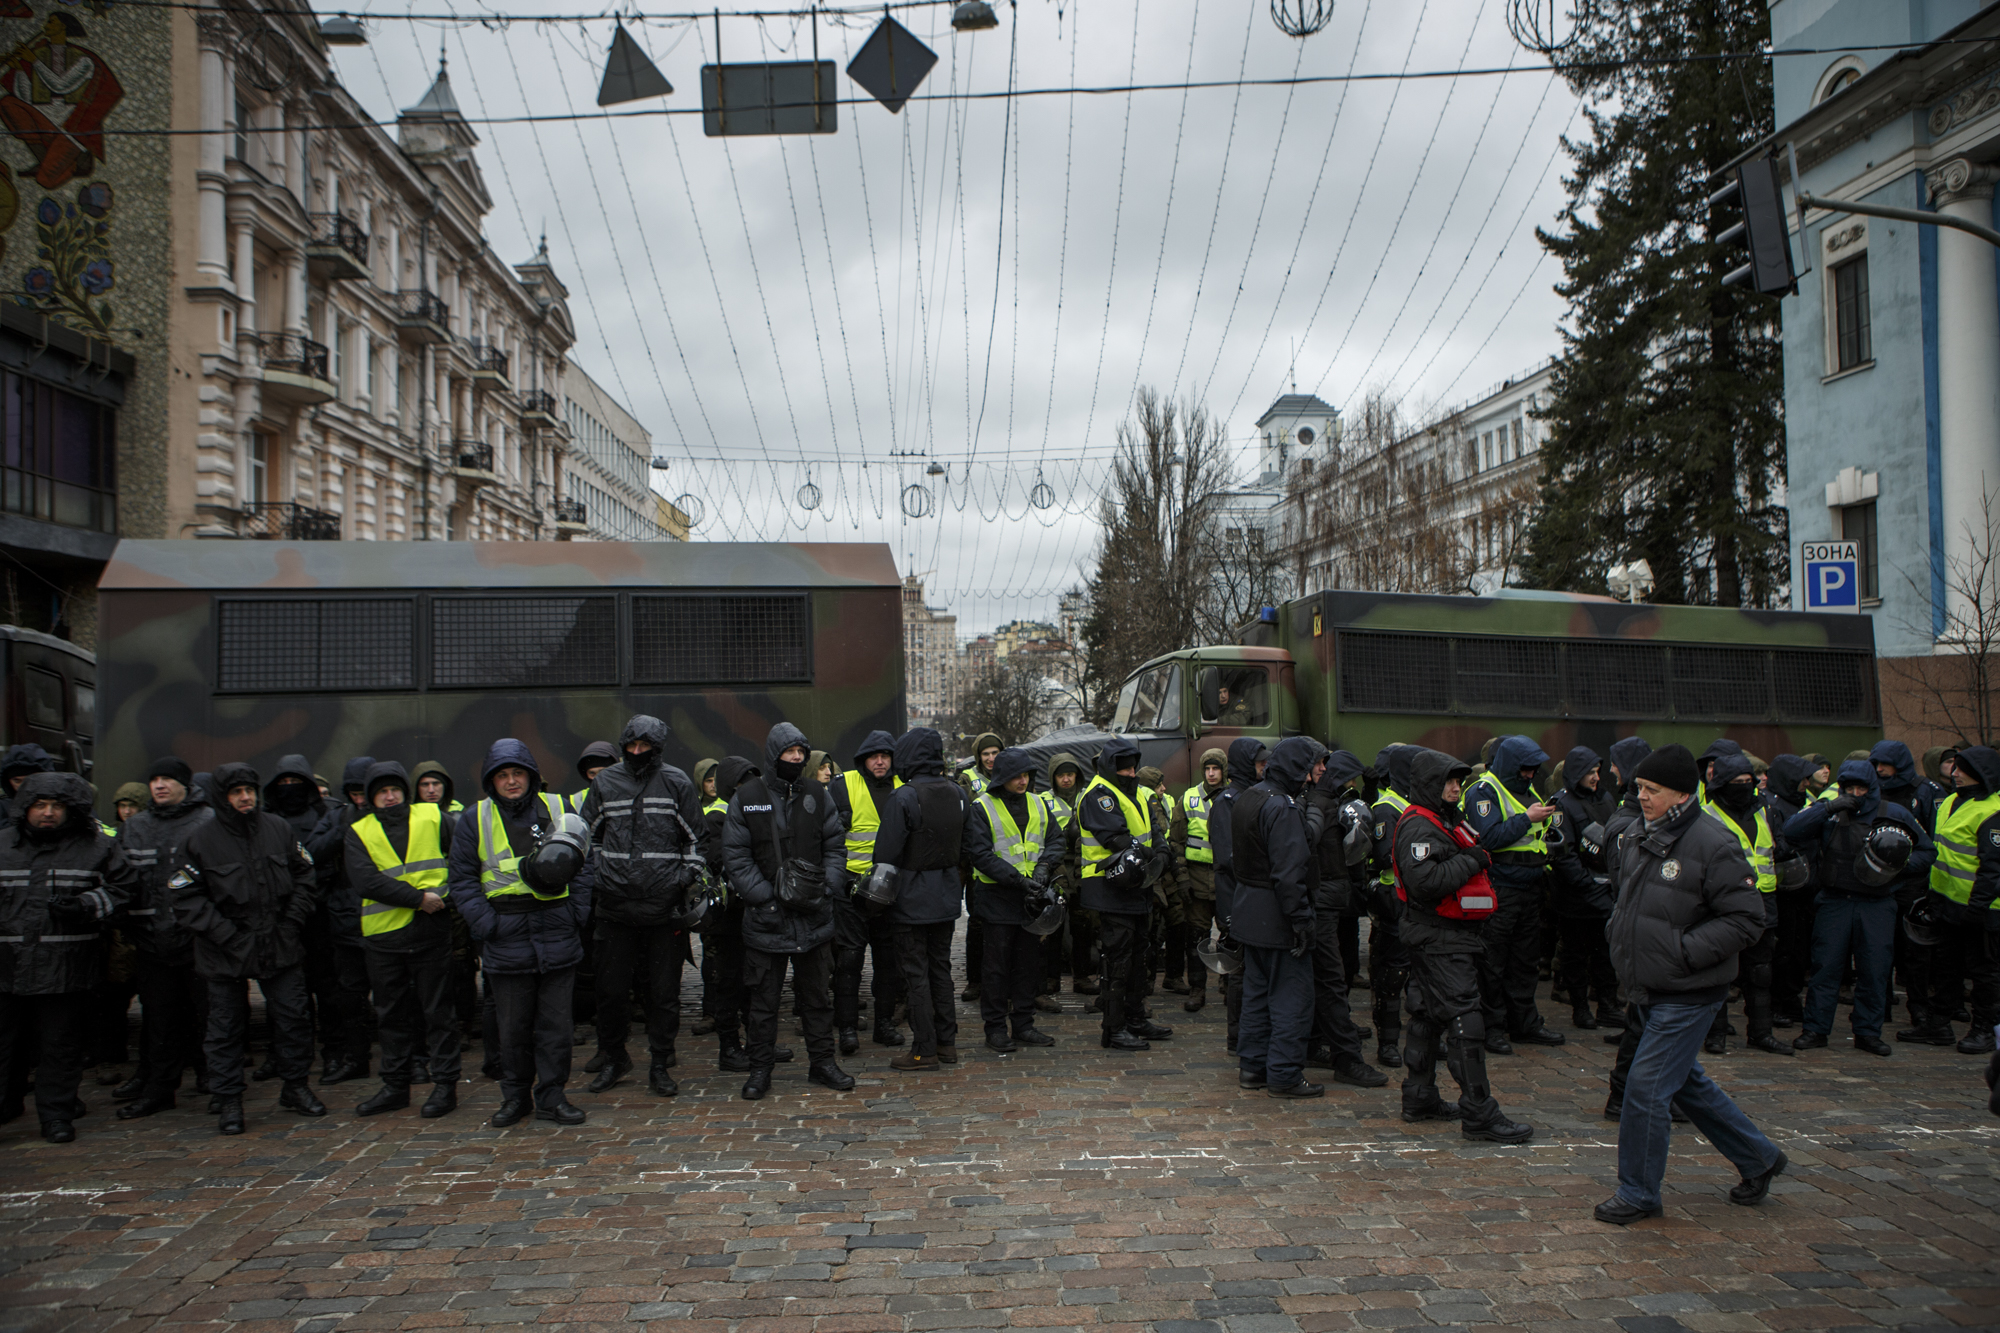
[1124,0,1203,393]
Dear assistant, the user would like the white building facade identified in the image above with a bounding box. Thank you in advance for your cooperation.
[563,363,668,541]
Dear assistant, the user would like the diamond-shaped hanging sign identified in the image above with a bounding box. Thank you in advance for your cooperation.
[846,16,936,114]
[598,24,673,107]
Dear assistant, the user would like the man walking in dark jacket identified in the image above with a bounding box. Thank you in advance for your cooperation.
[875,728,970,1071]
[1595,744,1784,1224]
[965,746,1066,1052]
[721,723,852,1100]
[1078,737,1172,1051]
[1232,737,1327,1098]
[177,763,326,1135]
[113,756,212,1118]
[1392,748,1534,1144]
[450,741,590,1127]
[575,715,708,1098]
[0,772,135,1141]
[345,762,461,1119]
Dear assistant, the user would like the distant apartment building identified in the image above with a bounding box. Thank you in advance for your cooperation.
[902,574,957,729]
[562,363,669,541]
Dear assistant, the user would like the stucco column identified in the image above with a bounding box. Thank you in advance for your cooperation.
[195,34,229,281]
[1928,157,2000,638]
[231,223,256,336]
[285,252,306,333]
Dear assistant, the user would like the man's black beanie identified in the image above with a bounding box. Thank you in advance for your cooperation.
[1632,744,1700,795]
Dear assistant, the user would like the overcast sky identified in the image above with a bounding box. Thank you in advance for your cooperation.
[334,0,1579,630]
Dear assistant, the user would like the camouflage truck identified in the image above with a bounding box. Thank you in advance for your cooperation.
[1018,587,1880,789]
[0,625,96,777]
[93,540,904,808]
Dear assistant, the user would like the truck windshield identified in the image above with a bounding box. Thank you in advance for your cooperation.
[1200,665,1273,728]
[1119,664,1182,732]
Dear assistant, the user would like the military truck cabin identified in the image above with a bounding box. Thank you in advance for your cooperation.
[95,540,904,808]
[0,624,95,777]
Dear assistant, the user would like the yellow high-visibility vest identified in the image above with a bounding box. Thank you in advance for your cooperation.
[1078,775,1151,879]
[1700,797,1776,893]
[1375,789,1409,886]
[1930,788,2000,907]
[476,793,570,902]
[1471,772,1547,856]
[355,803,449,936]
[841,769,904,876]
[972,791,1051,883]
[1181,784,1218,865]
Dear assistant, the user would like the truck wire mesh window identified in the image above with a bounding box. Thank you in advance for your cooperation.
[1338,632,1451,713]
[1453,636,1560,715]
[431,596,617,689]
[217,599,414,692]
[1671,646,1772,720]
[1564,641,1672,719]
[631,594,811,685]
[1773,650,1877,724]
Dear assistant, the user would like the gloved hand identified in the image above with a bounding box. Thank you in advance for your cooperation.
[78,887,116,921]
[1289,922,1312,958]
[1466,847,1492,871]
[1829,794,1859,814]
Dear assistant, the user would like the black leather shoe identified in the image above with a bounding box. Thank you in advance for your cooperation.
[1595,1006,1628,1030]
[1102,1030,1150,1051]
[1703,1033,1727,1056]
[421,1085,458,1119]
[872,1025,905,1048]
[1332,1059,1389,1088]
[809,1063,855,1091]
[1958,1029,1997,1055]
[1514,1026,1566,1047]
[1728,1151,1787,1205]
[1571,1007,1600,1030]
[41,1119,75,1143]
[1484,1033,1513,1055]
[280,1083,327,1117]
[718,1047,752,1072]
[1401,1099,1463,1123]
[490,1099,530,1127]
[1377,1040,1404,1068]
[217,1097,246,1136]
[251,1058,281,1082]
[985,1032,1018,1053]
[587,1060,629,1094]
[839,1028,860,1056]
[1593,1197,1662,1225]
[1895,1026,1957,1046]
[774,1046,795,1063]
[116,1095,174,1120]
[536,1101,586,1125]
[1183,990,1206,1012]
[1603,1098,1623,1121]
[1267,1081,1325,1099]
[1463,1114,1534,1144]
[1746,1034,1794,1056]
[648,1067,679,1097]
[1239,1073,1267,1089]
[691,1015,718,1036]
[1013,1027,1055,1047]
[319,1058,363,1086]
[355,1086,410,1117]
[1792,1031,1828,1050]
[111,1075,145,1102]
[741,1068,772,1101]
[1855,1034,1891,1057]
[583,1050,609,1074]
[1128,1019,1173,1040]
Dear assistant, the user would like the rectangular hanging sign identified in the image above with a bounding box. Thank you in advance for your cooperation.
[700,61,838,136]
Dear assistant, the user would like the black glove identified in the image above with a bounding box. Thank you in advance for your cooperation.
[1289,922,1312,958]
[1828,794,1859,814]
[1467,847,1492,871]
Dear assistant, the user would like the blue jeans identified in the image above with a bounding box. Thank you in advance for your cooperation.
[1803,893,1896,1039]
[1238,943,1314,1089]
[1616,1000,1780,1211]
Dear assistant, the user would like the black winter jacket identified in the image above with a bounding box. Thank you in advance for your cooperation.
[342,762,459,954]
[117,794,212,959]
[722,722,844,953]
[876,729,968,926]
[964,746,1065,925]
[1228,737,1320,948]
[575,714,710,925]
[306,755,375,945]
[0,773,136,995]
[175,763,318,979]
[1392,748,1488,956]
[1608,793,1763,1006]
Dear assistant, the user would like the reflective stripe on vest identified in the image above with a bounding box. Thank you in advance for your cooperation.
[703,797,727,817]
[1930,789,2000,906]
[1472,772,1547,855]
[1078,775,1152,878]
[1376,789,1410,885]
[355,803,449,935]
[973,791,1050,883]
[961,765,990,796]
[477,793,570,901]
[1700,798,1777,893]
[1181,784,1216,864]
[842,769,903,876]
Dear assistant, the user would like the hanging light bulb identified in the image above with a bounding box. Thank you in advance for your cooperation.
[951,1,1000,32]
[924,460,947,477]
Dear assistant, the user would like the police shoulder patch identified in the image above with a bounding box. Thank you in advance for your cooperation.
[803,794,817,815]
[1412,842,1431,861]
[297,845,313,866]
[1660,858,1680,880]
[1476,800,1492,817]
[1989,830,2000,847]
[1374,821,1385,838]
[1097,794,1116,812]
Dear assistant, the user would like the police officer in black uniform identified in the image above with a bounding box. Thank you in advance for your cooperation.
[1232,737,1327,1098]
[113,757,213,1118]
[1301,751,1391,1090]
[1077,738,1173,1051]
[1464,736,1567,1052]
[874,728,970,1072]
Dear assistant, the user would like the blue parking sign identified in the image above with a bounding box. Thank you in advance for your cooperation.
[1801,540,1860,612]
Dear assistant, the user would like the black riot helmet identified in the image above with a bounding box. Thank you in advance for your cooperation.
[1854,823,1914,888]
[522,813,590,894]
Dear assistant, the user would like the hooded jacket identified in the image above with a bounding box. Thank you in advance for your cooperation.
[1466,736,1543,875]
[117,778,213,961]
[1549,746,1612,916]
[410,760,462,813]
[1077,737,1154,915]
[1608,789,1764,1006]
[575,714,708,926]
[875,728,970,926]
[830,729,900,867]
[305,755,377,945]
[704,757,756,875]
[1369,744,1417,894]
[1228,736,1319,947]
[1210,736,1271,925]
[721,723,844,953]
[1870,740,1933,829]
[1933,744,2000,922]
[1171,746,1230,893]
[0,772,135,995]
[1781,759,1935,899]
[964,746,1066,925]
[1764,754,1815,828]
[1392,748,1491,954]
[263,754,326,839]
[0,743,56,791]
[1044,751,1086,887]
[343,761,458,952]
[1305,749,1369,913]
[960,732,1006,796]
[176,763,317,980]
[448,740,591,973]
[693,757,721,808]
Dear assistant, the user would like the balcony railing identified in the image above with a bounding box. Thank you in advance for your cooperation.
[454,440,495,473]
[241,500,341,541]
[259,330,329,382]
[553,497,588,526]
[395,289,450,342]
[305,212,369,280]
[521,389,559,419]
[469,341,511,390]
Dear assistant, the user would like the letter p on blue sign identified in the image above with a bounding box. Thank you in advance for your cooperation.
[1801,540,1861,612]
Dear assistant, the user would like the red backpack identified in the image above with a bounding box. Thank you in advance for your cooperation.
[1393,804,1498,920]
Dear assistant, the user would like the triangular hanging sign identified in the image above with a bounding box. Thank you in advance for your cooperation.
[598,24,673,107]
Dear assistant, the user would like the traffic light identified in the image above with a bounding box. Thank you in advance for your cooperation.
[1711,156,1798,296]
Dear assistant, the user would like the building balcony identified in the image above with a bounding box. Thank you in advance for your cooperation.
[553,496,588,537]
[258,331,335,405]
[305,213,370,282]
[470,342,512,394]
[394,289,451,344]
[240,500,342,541]
[452,439,497,488]
[520,388,563,431]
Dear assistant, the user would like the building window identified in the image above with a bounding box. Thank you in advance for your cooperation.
[233,97,249,163]
[1833,253,1871,370]
[364,341,377,406]
[1,370,116,533]
[332,321,348,396]
[1841,500,1879,600]
[1511,420,1523,459]
[247,432,270,504]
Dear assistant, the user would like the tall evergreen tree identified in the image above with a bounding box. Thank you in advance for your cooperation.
[1522,0,1788,607]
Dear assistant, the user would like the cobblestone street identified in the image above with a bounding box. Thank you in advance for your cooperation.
[3,978,1997,1333]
